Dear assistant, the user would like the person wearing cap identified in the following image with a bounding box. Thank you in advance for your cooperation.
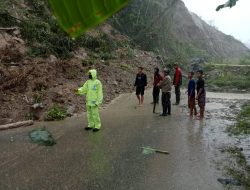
[158,69,172,116]
[77,69,103,132]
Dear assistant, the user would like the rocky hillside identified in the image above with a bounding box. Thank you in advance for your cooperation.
[0,0,249,124]
[113,0,249,60]
[0,25,159,124]
[0,0,160,124]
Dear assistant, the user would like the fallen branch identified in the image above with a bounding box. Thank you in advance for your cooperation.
[0,120,34,131]
[0,27,19,31]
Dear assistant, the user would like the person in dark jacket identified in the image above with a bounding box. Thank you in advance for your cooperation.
[152,67,163,104]
[134,67,147,105]
[173,63,182,105]
[196,70,206,119]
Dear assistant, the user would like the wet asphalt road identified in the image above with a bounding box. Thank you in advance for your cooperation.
[0,90,226,190]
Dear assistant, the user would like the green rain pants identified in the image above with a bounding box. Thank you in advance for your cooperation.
[87,105,101,129]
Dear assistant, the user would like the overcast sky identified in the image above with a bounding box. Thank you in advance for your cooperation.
[182,0,250,43]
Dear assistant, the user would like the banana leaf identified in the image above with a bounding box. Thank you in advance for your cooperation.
[216,0,238,11]
[49,0,130,37]
[142,146,169,155]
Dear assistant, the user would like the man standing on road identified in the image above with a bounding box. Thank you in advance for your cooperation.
[196,70,206,119]
[173,63,182,105]
[187,71,197,116]
[158,69,172,116]
[77,69,103,132]
[134,67,147,105]
[152,67,163,104]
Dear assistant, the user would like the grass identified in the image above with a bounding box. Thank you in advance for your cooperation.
[209,75,250,90]
[205,64,250,91]
[223,103,250,188]
[228,103,250,135]
[223,147,250,189]
[45,105,68,121]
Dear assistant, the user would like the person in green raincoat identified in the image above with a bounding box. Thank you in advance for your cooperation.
[77,69,103,132]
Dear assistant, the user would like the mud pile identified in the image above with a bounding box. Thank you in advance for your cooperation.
[0,28,159,124]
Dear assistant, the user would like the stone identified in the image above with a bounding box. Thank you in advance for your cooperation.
[31,103,44,110]
[112,81,118,86]
[67,105,76,116]
[48,55,57,63]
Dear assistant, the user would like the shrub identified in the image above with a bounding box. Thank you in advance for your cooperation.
[228,103,250,135]
[45,105,68,121]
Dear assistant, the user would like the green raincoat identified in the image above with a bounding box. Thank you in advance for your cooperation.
[77,69,103,129]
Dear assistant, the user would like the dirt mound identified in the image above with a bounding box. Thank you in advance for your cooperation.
[0,30,159,124]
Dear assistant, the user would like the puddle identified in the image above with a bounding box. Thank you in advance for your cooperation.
[183,92,250,165]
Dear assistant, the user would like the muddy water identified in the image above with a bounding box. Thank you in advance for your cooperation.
[206,92,250,100]
[190,92,250,165]
[0,90,249,190]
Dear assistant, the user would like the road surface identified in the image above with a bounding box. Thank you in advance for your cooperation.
[0,90,238,190]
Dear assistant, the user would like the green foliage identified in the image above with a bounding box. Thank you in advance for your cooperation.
[216,0,238,11]
[11,0,83,58]
[229,103,250,135]
[82,33,118,61]
[203,63,215,72]
[206,65,250,91]
[33,87,46,103]
[210,75,250,90]
[1,0,121,58]
[33,92,43,103]
[49,0,130,37]
[83,34,117,53]
[126,45,135,58]
[239,55,250,65]
[45,105,68,121]
[0,12,18,27]
[20,17,82,58]
[223,146,250,189]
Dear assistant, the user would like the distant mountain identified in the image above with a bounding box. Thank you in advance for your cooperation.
[245,41,250,49]
[169,1,249,58]
[113,0,249,59]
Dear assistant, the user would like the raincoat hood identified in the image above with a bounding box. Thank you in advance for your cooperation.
[89,69,97,80]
